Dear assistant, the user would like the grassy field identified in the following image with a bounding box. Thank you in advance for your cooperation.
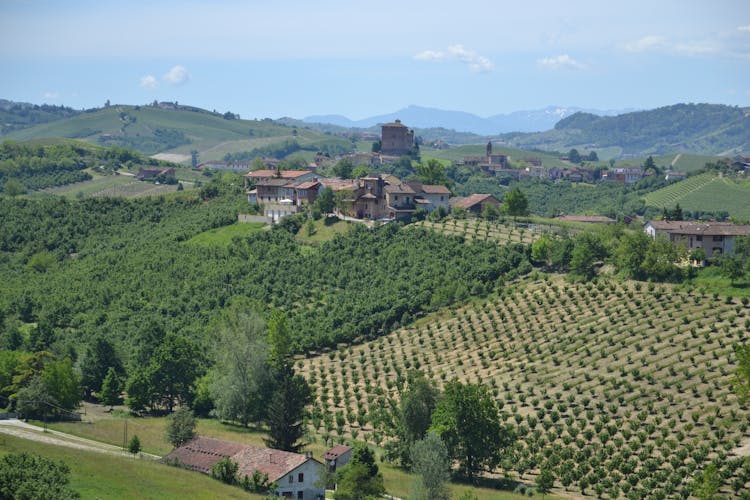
[295,217,356,246]
[186,221,268,247]
[0,433,260,499]
[299,276,750,498]
[643,173,750,218]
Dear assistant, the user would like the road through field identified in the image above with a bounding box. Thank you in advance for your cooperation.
[0,419,160,459]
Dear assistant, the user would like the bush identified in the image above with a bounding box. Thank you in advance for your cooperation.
[0,452,79,499]
[211,457,238,484]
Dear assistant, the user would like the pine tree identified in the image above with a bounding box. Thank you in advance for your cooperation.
[264,365,311,453]
[128,435,141,455]
[100,367,121,410]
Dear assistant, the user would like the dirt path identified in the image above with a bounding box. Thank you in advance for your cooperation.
[0,419,160,460]
[670,153,682,168]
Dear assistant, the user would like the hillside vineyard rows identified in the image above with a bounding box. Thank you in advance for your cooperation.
[300,278,750,497]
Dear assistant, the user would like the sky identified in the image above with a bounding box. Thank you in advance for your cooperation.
[1,0,749,119]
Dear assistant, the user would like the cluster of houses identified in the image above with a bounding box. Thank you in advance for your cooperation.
[165,437,353,499]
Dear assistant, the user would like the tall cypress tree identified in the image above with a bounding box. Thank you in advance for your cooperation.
[264,311,311,453]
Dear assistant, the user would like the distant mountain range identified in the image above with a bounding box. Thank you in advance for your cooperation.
[304,104,633,134]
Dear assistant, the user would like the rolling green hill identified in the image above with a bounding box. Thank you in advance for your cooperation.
[500,104,750,156]
[5,105,354,161]
[643,173,750,219]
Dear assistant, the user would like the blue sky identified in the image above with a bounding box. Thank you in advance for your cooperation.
[1,0,749,119]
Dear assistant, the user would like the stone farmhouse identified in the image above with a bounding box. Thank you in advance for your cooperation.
[644,220,750,258]
[321,174,450,221]
[450,193,501,215]
[321,444,353,474]
[164,437,325,500]
[380,119,415,155]
[461,141,509,174]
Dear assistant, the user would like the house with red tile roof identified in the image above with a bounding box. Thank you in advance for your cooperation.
[164,437,324,500]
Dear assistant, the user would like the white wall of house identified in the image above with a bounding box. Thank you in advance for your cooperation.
[274,460,325,500]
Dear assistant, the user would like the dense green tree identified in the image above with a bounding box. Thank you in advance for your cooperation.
[16,375,56,419]
[128,435,141,455]
[503,187,529,216]
[147,333,205,412]
[430,380,513,480]
[332,158,354,179]
[209,309,273,426]
[570,232,608,280]
[416,159,449,187]
[614,230,651,280]
[0,452,79,499]
[567,149,581,164]
[80,335,123,399]
[166,408,197,448]
[100,367,121,409]
[641,236,685,282]
[316,186,335,215]
[410,432,451,500]
[334,445,385,500]
[19,357,82,418]
[387,373,440,466]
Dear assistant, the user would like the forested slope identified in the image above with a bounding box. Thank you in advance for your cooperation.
[0,194,528,357]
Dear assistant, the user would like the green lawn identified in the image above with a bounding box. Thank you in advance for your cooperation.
[295,217,355,246]
[0,434,260,499]
[186,222,267,247]
[684,265,750,297]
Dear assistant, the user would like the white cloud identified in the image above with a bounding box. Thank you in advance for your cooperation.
[537,54,586,70]
[163,65,190,85]
[140,75,158,89]
[414,50,446,61]
[413,45,493,73]
[738,25,750,32]
[43,91,59,99]
[623,35,666,52]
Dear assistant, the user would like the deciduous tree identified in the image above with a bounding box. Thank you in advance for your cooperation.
[166,408,196,448]
[430,379,513,480]
[410,432,451,500]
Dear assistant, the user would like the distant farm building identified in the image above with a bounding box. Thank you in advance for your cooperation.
[135,167,175,181]
[450,193,501,215]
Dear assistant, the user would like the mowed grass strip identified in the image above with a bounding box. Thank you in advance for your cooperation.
[186,221,267,247]
[0,433,261,500]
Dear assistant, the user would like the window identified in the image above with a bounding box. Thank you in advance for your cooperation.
[712,235,723,241]
[297,492,303,500]
[696,235,702,242]
[289,475,294,484]
[298,472,304,482]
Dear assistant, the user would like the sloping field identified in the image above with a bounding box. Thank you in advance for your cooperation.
[644,173,750,218]
[300,278,750,498]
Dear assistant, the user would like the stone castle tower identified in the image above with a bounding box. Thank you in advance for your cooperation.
[380,119,415,156]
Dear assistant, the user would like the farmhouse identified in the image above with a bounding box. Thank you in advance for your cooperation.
[321,174,451,221]
[164,437,325,500]
[644,220,750,257]
[135,167,175,181]
[462,141,510,174]
[380,119,415,156]
[321,444,353,473]
[450,193,501,215]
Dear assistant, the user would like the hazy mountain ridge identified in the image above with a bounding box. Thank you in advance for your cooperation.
[304,104,631,134]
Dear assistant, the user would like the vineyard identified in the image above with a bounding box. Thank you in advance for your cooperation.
[299,277,750,498]
[43,177,184,199]
[643,173,750,219]
[412,218,550,245]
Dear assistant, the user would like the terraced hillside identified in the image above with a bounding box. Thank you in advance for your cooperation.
[299,278,750,498]
[643,173,750,218]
